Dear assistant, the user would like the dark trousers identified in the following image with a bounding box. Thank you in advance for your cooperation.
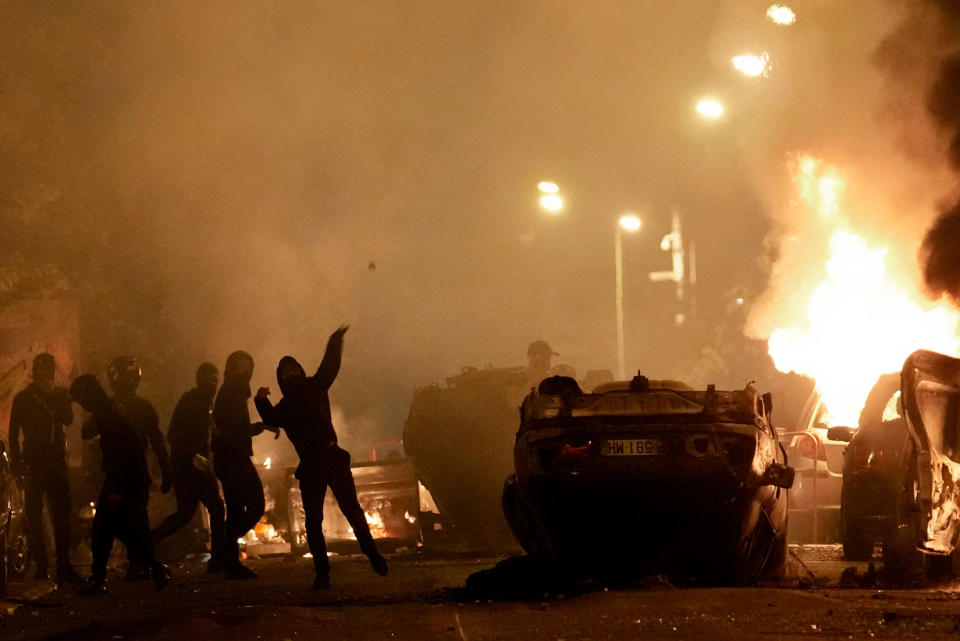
[90,485,156,581]
[152,457,225,558]
[215,456,264,566]
[300,446,377,577]
[24,463,72,574]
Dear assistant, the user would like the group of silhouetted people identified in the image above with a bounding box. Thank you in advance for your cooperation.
[6,325,387,593]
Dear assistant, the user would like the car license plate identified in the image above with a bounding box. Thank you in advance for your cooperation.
[603,438,666,456]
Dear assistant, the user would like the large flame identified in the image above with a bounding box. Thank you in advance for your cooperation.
[766,156,960,426]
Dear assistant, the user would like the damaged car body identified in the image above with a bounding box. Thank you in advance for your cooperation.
[895,350,960,563]
[502,374,793,585]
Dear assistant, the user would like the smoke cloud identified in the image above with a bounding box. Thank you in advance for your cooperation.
[918,1,960,303]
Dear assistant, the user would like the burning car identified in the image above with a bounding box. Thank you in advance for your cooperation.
[502,375,793,585]
[879,350,960,577]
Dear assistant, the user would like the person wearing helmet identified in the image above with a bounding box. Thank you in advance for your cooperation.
[8,353,82,585]
[254,325,388,590]
[71,374,169,593]
[212,350,276,579]
[104,356,172,581]
[151,363,226,572]
[526,340,559,386]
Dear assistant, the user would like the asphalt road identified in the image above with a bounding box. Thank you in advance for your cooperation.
[4,546,960,641]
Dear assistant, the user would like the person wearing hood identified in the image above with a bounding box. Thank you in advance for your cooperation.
[8,353,82,585]
[151,363,226,571]
[254,325,388,590]
[71,374,169,592]
[212,350,276,579]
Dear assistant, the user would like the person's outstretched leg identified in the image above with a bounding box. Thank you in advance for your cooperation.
[326,447,388,577]
[197,468,226,571]
[152,460,200,545]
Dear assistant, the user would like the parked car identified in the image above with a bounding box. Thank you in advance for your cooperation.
[829,374,906,560]
[0,441,29,597]
[502,375,793,585]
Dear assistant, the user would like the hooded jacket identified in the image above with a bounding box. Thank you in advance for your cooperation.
[212,358,264,461]
[254,332,343,476]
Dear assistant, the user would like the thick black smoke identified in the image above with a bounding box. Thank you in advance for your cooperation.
[920,1,960,301]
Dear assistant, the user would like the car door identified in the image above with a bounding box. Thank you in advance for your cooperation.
[901,350,960,554]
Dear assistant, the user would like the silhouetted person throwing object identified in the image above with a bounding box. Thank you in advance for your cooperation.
[212,350,276,579]
[71,374,169,593]
[255,325,388,590]
[8,353,82,585]
[152,363,226,572]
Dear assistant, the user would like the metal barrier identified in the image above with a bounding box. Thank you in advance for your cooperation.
[779,430,825,543]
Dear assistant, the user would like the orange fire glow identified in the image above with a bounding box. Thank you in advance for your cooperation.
[364,510,388,538]
[766,156,960,426]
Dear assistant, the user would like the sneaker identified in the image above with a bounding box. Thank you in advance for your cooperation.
[368,552,389,577]
[312,574,331,590]
[151,564,171,591]
[225,564,258,580]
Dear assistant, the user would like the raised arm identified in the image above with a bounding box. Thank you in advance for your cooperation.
[314,325,348,389]
[254,387,280,427]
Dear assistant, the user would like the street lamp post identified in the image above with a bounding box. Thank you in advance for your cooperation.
[615,214,642,380]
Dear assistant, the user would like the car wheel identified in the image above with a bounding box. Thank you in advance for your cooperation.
[761,529,789,581]
[883,454,924,579]
[841,508,874,561]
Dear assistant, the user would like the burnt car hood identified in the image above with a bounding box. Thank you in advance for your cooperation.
[901,350,960,554]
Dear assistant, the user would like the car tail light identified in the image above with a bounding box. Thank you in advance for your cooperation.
[854,447,884,469]
[793,435,826,461]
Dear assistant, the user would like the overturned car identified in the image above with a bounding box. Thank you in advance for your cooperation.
[883,350,960,575]
[502,375,794,585]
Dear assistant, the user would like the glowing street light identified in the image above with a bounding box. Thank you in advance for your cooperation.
[766,4,796,25]
[696,98,724,119]
[539,194,564,213]
[537,181,564,213]
[619,214,642,232]
[731,52,771,78]
[615,213,642,379]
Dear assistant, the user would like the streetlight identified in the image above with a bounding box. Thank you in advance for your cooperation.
[538,180,564,213]
[696,98,724,119]
[615,214,642,379]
